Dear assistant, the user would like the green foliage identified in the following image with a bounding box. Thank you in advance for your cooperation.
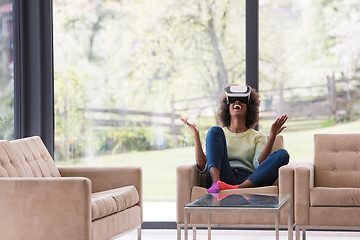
[53,0,247,162]
[321,117,335,128]
[54,69,87,160]
[96,126,152,154]
[259,0,360,92]
[0,115,13,139]
[53,0,247,114]
[0,78,14,140]
[54,138,86,161]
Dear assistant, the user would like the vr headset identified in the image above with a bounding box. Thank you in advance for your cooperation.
[225,85,251,104]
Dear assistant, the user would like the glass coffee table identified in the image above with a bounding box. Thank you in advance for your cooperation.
[184,193,292,240]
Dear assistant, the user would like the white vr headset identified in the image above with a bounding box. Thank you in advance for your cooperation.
[225,85,251,104]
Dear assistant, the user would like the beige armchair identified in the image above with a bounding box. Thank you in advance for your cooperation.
[295,134,360,240]
[0,136,142,240]
[176,135,296,240]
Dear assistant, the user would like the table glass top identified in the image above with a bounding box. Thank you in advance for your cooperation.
[185,193,290,209]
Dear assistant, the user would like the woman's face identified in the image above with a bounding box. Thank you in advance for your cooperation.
[229,100,247,118]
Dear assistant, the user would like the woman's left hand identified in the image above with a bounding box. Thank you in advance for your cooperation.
[270,114,288,138]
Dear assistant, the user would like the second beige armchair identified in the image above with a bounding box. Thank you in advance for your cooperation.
[295,134,360,240]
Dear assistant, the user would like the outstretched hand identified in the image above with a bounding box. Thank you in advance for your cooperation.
[270,114,288,138]
[180,118,199,137]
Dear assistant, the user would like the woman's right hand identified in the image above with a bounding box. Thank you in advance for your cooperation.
[180,118,199,137]
[180,117,207,170]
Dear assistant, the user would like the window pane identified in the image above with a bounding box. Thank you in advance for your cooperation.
[0,0,14,140]
[259,0,360,161]
[53,0,245,215]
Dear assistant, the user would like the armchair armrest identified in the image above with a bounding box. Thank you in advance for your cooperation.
[294,162,314,225]
[0,177,91,240]
[279,162,298,224]
[58,166,143,217]
[279,162,297,195]
[176,163,200,224]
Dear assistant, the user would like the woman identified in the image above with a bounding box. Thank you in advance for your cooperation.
[180,86,289,194]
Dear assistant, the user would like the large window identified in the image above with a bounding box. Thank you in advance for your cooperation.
[53,0,246,216]
[259,0,360,162]
[0,0,14,140]
[53,0,360,221]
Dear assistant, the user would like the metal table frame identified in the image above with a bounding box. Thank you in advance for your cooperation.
[183,194,292,240]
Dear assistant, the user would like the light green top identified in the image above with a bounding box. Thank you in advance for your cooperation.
[201,127,267,173]
[223,127,267,172]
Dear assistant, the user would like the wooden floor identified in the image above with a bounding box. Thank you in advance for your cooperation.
[116,229,360,240]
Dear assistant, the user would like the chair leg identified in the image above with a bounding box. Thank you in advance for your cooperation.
[177,224,181,240]
[137,227,141,240]
[193,227,196,240]
[295,226,300,240]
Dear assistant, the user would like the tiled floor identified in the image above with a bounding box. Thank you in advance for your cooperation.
[116,229,360,240]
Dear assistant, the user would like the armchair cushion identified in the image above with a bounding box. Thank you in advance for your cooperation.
[310,187,360,207]
[309,207,360,226]
[0,137,61,178]
[314,134,360,188]
[0,140,20,177]
[91,192,118,221]
[91,185,139,220]
[10,136,61,177]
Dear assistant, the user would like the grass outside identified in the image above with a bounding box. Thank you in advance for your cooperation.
[281,119,360,163]
[57,145,195,201]
[57,118,360,202]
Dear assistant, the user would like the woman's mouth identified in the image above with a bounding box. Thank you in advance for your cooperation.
[233,104,242,110]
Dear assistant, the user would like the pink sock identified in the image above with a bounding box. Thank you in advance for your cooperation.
[207,181,220,194]
[217,181,239,190]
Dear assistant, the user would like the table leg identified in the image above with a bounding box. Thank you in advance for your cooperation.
[193,227,196,240]
[275,212,279,240]
[208,213,211,240]
[184,209,189,240]
[288,200,293,240]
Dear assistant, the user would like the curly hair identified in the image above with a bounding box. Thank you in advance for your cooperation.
[217,86,260,129]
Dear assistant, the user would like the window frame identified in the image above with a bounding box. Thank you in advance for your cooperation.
[13,0,54,155]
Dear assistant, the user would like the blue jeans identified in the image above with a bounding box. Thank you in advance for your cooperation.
[205,126,290,188]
